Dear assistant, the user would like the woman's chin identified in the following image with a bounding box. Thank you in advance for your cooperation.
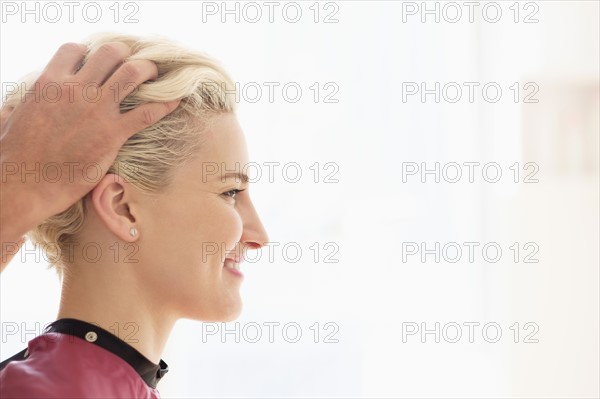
[190,299,243,322]
[219,300,243,322]
[218,310,242,322]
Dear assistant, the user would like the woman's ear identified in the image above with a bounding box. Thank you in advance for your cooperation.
[90,173,139,242]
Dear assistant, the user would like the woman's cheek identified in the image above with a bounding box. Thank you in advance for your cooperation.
[218,205,244,251]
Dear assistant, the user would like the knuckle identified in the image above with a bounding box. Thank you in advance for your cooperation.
[120,62,142,81]
[36,71,57,86]
[141,108,157,125]
[58,42,85,54]
[96,43,128,62]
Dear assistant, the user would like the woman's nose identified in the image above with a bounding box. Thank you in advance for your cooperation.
[240,200,269,249]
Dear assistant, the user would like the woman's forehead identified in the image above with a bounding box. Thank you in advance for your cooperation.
[178,115,250,184]
[196,117,248,163]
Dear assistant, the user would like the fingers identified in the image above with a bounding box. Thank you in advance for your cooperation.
[24,40,180,145]
[119,99,181,139]
[103,60,159,104]
[77,42,130,85]
[44,42,88,76]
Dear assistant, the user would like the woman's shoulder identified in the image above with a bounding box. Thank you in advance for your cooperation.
[0,332,161,398]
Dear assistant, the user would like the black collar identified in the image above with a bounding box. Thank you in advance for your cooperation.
[44,318,169,389]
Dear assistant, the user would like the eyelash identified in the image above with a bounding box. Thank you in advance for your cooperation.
[222,188,246,200]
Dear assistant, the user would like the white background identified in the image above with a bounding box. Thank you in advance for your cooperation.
[1,1,599,398]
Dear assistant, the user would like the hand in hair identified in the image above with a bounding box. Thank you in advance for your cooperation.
[0,42,180,272]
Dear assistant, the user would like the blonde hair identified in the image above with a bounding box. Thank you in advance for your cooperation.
[3,33,237,278]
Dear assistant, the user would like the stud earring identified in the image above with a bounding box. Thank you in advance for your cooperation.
[129,227,138,237]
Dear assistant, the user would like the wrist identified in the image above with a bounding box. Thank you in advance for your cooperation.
[0,179,46,244]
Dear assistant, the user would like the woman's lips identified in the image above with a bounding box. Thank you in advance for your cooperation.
[223,258,243,277]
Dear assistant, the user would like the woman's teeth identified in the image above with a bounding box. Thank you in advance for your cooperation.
[224,260,240,271]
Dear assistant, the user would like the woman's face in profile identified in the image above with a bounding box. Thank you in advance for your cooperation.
[132,112,269,322]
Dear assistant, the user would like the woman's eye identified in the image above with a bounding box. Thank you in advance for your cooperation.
[222,189,245,199]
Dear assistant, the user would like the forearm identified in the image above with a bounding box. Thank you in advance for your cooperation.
[0,179,44,271]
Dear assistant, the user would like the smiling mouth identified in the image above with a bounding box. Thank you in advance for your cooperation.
[223,258,243,276]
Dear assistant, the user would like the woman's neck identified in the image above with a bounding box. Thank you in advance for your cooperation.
[56,264,176,364]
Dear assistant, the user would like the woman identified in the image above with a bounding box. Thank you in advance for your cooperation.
[0,33,269,398]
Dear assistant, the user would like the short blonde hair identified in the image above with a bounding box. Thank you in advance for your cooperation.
[3,33,237,278]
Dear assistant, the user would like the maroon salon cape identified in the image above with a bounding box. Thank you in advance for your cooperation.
[0,318,168,398]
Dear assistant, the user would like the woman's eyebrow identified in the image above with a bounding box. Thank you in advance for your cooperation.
[221,172,250,184]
